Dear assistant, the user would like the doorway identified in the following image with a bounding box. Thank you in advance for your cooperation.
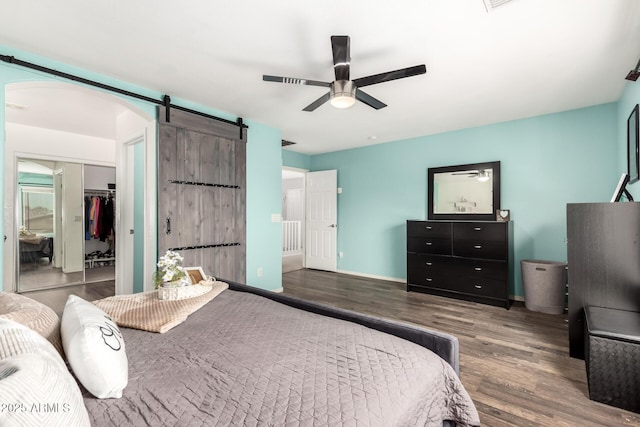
[3,81,154,294]
[282,168,305,273]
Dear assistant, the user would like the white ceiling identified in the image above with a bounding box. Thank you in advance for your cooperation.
[1,0,640,154]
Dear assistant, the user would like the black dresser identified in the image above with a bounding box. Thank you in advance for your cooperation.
[406,220,512,308]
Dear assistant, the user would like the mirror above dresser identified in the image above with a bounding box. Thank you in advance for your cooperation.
[428,161,501,221]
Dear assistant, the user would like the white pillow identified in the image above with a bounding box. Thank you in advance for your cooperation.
[61,295,128,399]
[0,318,90,426]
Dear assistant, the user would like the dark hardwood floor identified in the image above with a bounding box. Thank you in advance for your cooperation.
[22,270,640,426]
[24,280,115,316]
[282,269,640,427]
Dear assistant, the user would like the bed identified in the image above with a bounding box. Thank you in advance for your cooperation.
[18,234,53,263]
[0,282,480,427]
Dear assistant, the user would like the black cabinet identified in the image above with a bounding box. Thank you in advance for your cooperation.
[406,220,512,308]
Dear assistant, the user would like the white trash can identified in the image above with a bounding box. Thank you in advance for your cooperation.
[521,260,567,314]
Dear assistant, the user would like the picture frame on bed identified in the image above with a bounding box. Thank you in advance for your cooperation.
[184,267,206,284]
[628,104,639,184]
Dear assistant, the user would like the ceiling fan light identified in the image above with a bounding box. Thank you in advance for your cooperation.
[330,95,356,109]
[330,80,356,109]
[477,170,490,182]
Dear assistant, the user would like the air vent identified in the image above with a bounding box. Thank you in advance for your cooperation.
[281,140,296,147]
[483,0,511,12]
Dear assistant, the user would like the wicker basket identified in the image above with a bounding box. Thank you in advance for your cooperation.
[585,306,640,413]
[157,283,211,301]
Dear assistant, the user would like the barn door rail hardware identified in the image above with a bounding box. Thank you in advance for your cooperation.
[168,179,240,189]
[0,53,248,135]
[169,243,241,251]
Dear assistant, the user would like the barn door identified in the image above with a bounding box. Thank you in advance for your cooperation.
[157,106,246,283]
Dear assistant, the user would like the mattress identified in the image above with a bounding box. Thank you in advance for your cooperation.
[83,287,479,426]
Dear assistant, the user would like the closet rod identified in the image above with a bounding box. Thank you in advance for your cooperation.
[0,54,248,133]
[85,189,115,195]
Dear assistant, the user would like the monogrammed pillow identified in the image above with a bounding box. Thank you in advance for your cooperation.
[61,295,128,399]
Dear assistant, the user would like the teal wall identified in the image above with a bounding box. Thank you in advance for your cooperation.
[310,103,618,297]
[0,45,283,292]
[133,142,145,293]
[18,172,53,186]
[246,123,283,289]
[282,149,311,170]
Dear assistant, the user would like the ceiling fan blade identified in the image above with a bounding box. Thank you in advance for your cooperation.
[355,89,387,110]
[353,64,426,88]
[302,92,331,112]
[263,75,330,88]
[331,35,350,81]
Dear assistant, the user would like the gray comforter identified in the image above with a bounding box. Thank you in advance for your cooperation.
[83,289,479,426]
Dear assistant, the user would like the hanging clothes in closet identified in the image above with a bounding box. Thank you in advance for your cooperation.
[100,195,114,242]
[84,192,116,241]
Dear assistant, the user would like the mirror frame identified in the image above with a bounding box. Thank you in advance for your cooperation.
[427,160,501,221]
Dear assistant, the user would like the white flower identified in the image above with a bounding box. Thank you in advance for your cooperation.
[155,250,187,287]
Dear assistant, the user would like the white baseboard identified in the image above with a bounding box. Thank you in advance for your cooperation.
[336,269,405,284]
[511,295,524,302]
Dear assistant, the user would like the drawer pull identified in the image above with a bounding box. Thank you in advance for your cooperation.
[426,262,433,266]
[474,267,482,271]
[474,227,482,231]
[426,278,433,282]
[474,245,482,249]
[474,284,483,289]
[426,242,433,246]
[426,226,432,230]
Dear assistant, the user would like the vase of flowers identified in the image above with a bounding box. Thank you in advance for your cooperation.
[154,251,190,299]
[154,250,188,287]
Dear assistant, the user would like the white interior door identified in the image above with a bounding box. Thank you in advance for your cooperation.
[305,170,337,272]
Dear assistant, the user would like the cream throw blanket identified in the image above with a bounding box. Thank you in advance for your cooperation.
[93,282,228,333]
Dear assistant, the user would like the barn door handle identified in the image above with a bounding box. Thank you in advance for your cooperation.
[166,217,172,235]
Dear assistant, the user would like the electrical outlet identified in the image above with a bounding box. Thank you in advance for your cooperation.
[257,267,263,277]
[339,251,344,258]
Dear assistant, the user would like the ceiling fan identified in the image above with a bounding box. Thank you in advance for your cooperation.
[263,35,426,112]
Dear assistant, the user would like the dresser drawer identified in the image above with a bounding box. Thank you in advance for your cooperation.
[407,237,451,255]
[458,277,506,299]
[453,240,506,260]
[453,222,506,242]
[407,221,451,238]
[407,253,455,276]
[407,254,457,288]
[459,259,506,281]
